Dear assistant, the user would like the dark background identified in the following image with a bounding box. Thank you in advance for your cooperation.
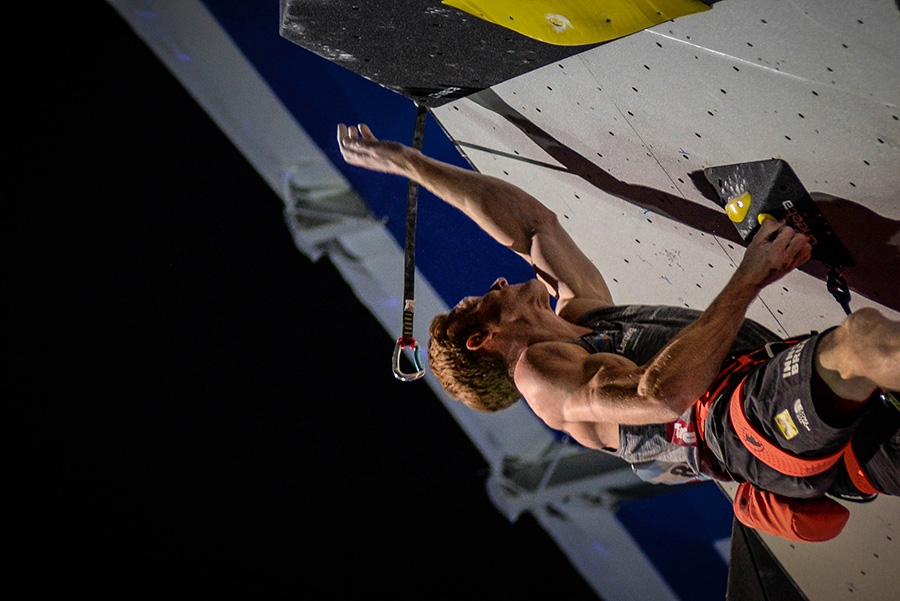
[8,3,598,597]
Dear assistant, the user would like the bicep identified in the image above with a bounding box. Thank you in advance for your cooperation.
[515,345,623,450]
[515,343,631,423]
[516,342,678,428]
[437,168,612,312]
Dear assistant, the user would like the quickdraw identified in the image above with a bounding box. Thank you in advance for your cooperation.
[392,104,428,382]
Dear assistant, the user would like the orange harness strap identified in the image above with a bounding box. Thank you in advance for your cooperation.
[694,353,762,445]
[728,376,884,493]
[729,376,847,477]
[842,443,882,496]
[695,343,883,495]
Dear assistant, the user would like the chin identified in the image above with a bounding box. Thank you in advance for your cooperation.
[527,279,551,307]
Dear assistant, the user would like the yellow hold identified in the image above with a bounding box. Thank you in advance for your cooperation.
[725,191,752,223]
[442,0,711,46]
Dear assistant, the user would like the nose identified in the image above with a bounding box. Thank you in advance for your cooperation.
[490,277,508,291]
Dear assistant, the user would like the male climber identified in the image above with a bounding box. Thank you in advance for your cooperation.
[337,123,900,537]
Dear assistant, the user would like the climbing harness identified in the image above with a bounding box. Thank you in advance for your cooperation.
[693,340,884,541]
[392,104,429,382]
[728,375,869,480]
[696,339,880,488]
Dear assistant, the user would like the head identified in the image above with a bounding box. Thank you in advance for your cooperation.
[428,278,543,413]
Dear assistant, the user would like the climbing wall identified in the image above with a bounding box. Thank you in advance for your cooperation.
[113,0,900,599]
[434,0,900,333]
[432,1,900,599]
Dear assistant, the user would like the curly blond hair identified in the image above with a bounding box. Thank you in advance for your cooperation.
[427,303,521,413]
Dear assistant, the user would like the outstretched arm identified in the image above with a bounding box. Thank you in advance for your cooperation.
[517,219,812,442]
[337,123,613,318]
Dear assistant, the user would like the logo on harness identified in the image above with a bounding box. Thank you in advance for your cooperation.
[781,339,808,379]
[774,409,799,440]
[744,432,764,450]
[793,399,811,431]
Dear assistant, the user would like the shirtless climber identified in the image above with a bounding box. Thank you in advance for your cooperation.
[337,123,900,540]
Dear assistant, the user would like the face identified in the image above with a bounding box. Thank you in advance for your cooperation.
[454,277,550,326]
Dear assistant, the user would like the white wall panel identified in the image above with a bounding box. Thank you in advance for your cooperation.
[434,1,900,599]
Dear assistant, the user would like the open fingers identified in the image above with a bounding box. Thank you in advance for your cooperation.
[337,123,377,150]
[337,123,358,144]
[359,123,377,141]
[337,123,368,157]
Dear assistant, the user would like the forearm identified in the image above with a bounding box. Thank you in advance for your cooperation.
[403,149,555,254]
[638,273,761,412]
[638,221,811,414]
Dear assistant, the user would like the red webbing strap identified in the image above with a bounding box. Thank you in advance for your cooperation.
[729,377,848,477]
[694,353,767,481]
[694,352,766,444]
[842,445,881,496]
[694,398,710,444]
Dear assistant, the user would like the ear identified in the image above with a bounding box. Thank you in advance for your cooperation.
[466,330,493,351]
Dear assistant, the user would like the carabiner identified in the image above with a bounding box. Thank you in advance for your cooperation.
[392,336,426,382]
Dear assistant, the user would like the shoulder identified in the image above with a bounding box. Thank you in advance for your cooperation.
[514,343,624,450]
[514,342,589,427]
